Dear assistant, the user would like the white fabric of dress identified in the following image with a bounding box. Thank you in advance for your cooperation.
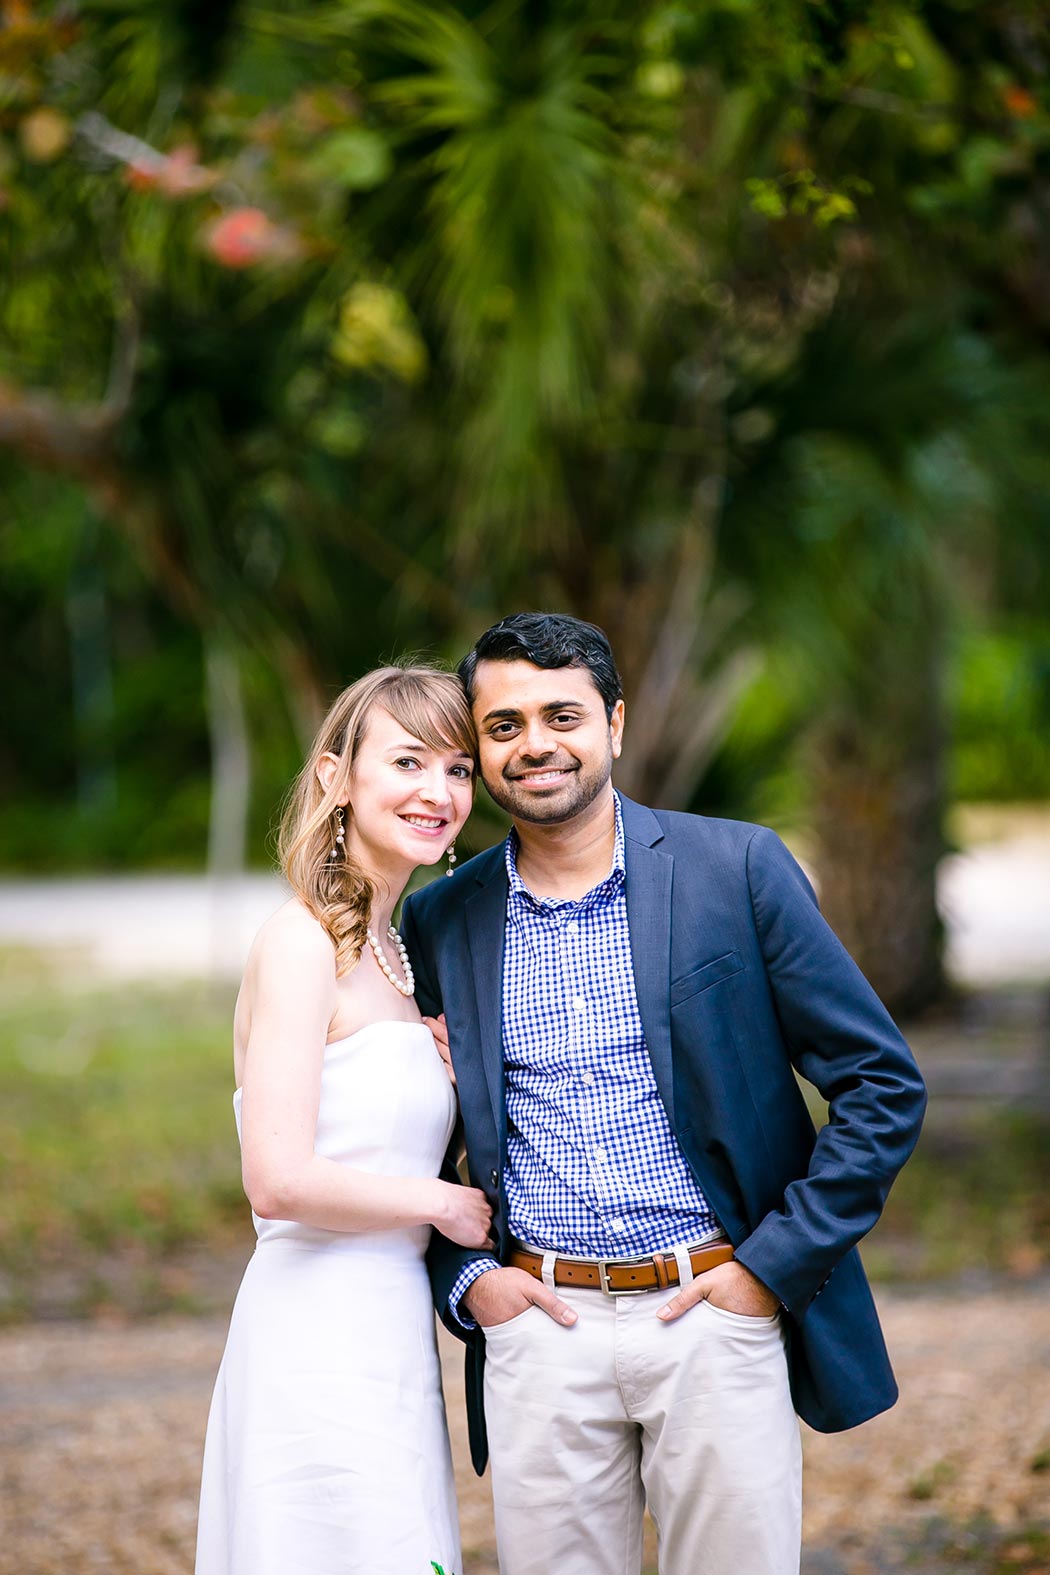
[195,1021,461,1575]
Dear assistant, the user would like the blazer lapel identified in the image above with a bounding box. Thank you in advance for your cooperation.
[465,863,510,1151]
[621,797,677,1127]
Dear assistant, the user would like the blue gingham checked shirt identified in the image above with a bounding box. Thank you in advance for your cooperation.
[450,793,722,1323]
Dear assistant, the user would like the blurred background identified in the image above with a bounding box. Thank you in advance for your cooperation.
[0,2,1048,1572]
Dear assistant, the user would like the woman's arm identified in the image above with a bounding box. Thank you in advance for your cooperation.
[238,911,491,1245]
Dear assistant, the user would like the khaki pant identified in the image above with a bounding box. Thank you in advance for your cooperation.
[483,1279,802,1575]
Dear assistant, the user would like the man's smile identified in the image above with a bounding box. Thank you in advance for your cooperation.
[508,766,578,785]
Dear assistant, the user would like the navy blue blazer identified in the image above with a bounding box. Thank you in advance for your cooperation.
[401,796,927,1475]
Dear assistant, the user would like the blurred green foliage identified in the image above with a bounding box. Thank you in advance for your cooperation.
[952,627,1050,802]
[0,466,300,869]
[1,0,1049,1005]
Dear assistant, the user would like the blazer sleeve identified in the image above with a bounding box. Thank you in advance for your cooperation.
[731,826,928,1319]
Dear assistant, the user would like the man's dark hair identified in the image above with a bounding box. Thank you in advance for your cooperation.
[458,612,623,719]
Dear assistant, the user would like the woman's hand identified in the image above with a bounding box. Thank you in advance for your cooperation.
[424,1013,455,1086]
[433,1181,493,1248]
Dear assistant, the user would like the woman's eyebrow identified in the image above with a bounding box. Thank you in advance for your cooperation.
[385,741,473,758]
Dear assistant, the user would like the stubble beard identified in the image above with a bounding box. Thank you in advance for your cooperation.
[482,752,613,826]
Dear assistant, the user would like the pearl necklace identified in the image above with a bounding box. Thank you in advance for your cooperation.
[365,924,415,997]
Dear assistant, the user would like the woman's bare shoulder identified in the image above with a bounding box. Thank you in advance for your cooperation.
[245,897,337,980]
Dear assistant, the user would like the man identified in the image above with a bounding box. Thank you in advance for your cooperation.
[401,612,926,1575]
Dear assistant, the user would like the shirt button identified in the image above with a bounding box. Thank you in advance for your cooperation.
[566,920,580,935]
[609,1218,625,1232]
[571,995,586,1012]
[582,1072,595,1087]
[594,1147,608,1163]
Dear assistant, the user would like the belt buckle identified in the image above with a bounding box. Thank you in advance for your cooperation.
[596,1252,652,1296]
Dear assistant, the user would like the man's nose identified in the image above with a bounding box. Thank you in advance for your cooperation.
[518,721,555,760]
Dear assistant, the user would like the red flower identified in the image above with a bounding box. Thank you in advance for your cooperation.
[1003,84,1037,119]
[205,208,278,268]
[125,159,162,191]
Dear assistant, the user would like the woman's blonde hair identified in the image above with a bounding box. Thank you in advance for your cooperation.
[277,664,475,973]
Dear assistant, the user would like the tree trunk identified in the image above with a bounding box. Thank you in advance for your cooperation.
[204,638,251,876]
[587,518,758,808]
[65,525,117,815]
[808,644,947,1020]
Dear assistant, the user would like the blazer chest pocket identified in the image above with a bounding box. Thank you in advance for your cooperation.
[670,949,744,1008]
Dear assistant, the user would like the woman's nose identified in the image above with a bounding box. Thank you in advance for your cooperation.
[417,769,451,805]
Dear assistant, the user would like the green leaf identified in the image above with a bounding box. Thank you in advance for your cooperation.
[305,127,392,190]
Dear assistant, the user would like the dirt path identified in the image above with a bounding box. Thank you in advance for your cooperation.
[1,1282,1047,1575]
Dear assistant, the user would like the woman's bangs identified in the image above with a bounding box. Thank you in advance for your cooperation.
[381,676,476,762]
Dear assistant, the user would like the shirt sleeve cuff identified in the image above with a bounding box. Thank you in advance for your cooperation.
[449,1257,501,1329]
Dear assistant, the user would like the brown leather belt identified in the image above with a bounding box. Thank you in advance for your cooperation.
[508,1239,734,1296]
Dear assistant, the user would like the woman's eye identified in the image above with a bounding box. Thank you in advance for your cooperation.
[450,765,473,779]
[394,757,421,770]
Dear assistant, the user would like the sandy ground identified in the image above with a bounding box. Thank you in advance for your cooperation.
[0,811,1047,987]
[1,1283,1048,1575]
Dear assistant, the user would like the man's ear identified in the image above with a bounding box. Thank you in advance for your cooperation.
[316,752,346,799]
[610,698,625,760]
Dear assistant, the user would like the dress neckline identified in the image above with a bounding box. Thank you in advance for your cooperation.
[325,1019,432,1049]
[233,1020,433,1100]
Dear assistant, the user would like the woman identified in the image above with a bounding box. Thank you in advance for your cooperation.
[195,665,491,1575]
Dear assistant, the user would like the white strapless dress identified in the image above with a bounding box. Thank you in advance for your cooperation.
[195,1021,460,1575]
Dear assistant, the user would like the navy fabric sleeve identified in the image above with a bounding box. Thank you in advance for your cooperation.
[732,827,927,1318]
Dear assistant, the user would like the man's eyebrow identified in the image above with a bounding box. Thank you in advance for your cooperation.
[479,701,586,724]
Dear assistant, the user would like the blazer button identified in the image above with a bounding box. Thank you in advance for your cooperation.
[489,1169,499,1187]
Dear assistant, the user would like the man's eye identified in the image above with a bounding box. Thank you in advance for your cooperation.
[553,714,580,725]
[490,723,518,738]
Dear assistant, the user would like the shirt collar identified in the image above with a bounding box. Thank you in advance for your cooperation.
[505,791,626,910]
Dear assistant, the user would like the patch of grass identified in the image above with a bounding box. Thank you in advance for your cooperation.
[907,1459,958,1501]
[865,1109,1050,1282]
[991,1526,1050,1574]
[0,954,249,1317]
[874,1516,1050,1573]
[1,950,1047,1319]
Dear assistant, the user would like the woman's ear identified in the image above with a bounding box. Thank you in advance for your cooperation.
[315,752,346,799]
